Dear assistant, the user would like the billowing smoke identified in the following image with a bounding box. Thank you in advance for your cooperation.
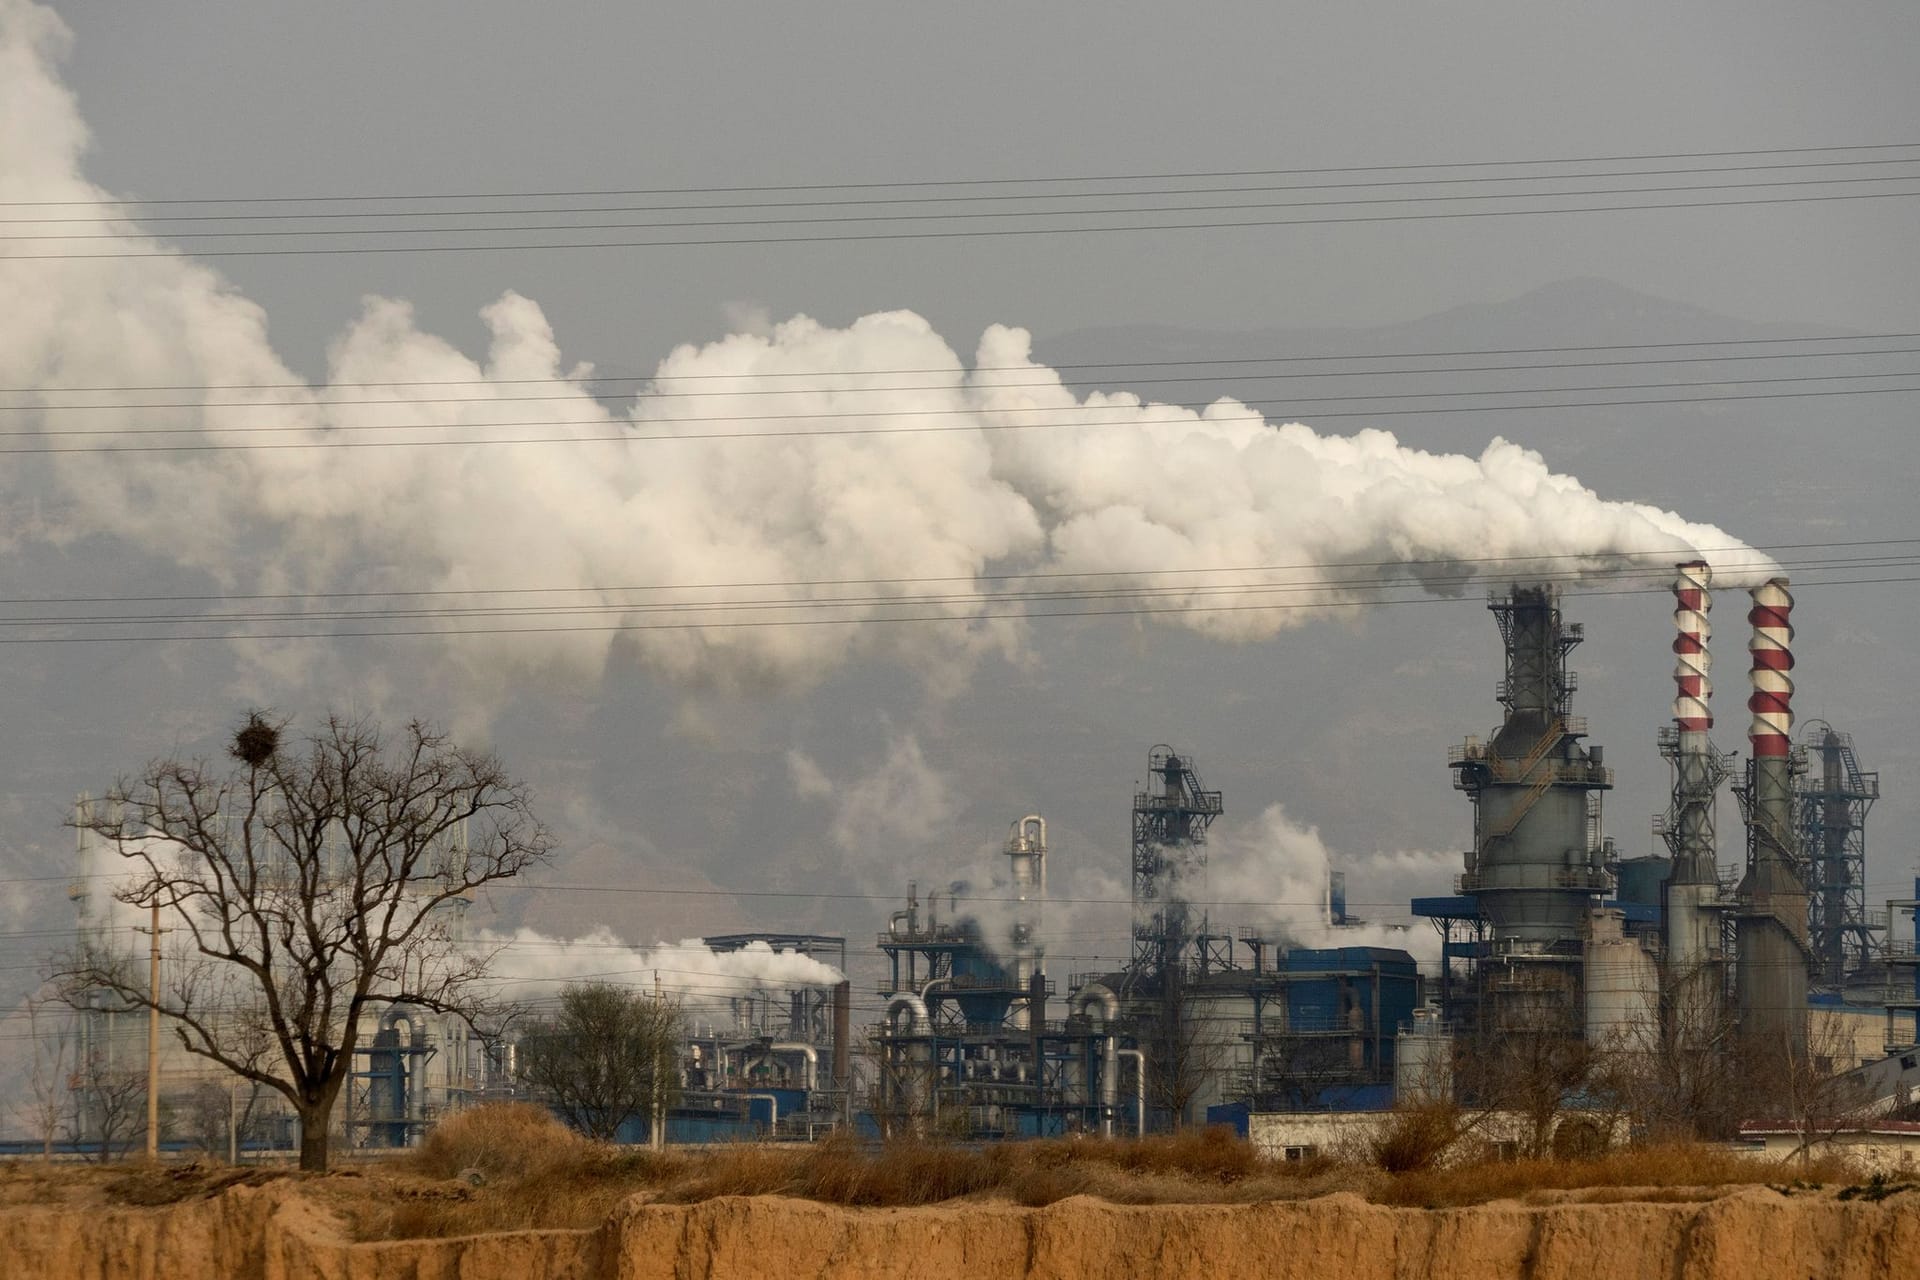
[478,928,844,1008]
[1,0,1774,701]
[1204,804,1452,969]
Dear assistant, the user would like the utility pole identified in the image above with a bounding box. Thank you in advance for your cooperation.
[142,903,162,1161]
[651,970,665,1150]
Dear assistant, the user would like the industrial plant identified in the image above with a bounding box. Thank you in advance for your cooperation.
[52,565,1920,1153]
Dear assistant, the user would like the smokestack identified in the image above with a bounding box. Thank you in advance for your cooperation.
[1672,561,1712,735]
[1747,579,1794,761]
[831,980,851,1093]
[1663,561,1727,1049]
[1735,577,1809,1060]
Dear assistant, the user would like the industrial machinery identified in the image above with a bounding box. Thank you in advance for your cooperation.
[874,819,1075,1138]
[1448,584,1615,1037]
[1795,721,1881,986]
[677,933,853,1140]
[1130,748,1228,978]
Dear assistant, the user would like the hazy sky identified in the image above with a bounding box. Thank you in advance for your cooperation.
[4,0,1918,1090]
[48,2,1920,363]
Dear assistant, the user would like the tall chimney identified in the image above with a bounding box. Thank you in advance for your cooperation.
[1734,577,1809,1060]
[1663,562,1727,1046]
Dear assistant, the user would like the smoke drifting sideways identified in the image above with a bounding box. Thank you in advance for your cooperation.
[1205,805,1453,971]
[0,0,1778,703]
[476,928,845,1010]
[70,826,844,1010]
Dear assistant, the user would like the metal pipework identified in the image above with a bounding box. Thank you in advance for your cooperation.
[766,1042,819,1093]
[1114,1047,1148,1136]
[1071,984,1120,1136]
[1735,577,1809,1058]
[1006,815,1048,1031]
[885,993,930,1036]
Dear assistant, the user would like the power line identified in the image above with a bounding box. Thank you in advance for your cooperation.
[11,140,1917,206]
[10,188,1920,261]
[6,554,1904,631]
[6,381,1918,454]
[16,156,1920,227]
[11,331,1911,395]
[3,572,1914,648]
[17,172,1920,243]
[15,366,1920,439]
[6,536,1904,609]
[15,345,1920,414]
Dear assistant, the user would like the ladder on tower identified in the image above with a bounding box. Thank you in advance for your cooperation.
[1481,720,1567,843]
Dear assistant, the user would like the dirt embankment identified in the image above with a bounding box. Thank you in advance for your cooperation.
[3,1182,1918,1280]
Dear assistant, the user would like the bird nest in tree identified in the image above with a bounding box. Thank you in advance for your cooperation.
[230,715,281,767]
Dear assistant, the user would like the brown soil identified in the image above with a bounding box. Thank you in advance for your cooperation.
[3,1174,1917,1279]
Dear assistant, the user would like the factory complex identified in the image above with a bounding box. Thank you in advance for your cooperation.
[52,565,1918,1155]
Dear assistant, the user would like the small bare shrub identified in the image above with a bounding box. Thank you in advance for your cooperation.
[1370,1103,1465,1173]
[408,1103,590,1182]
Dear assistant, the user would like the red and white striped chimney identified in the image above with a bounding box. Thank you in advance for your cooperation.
[1672,560,1712,733]
[1747,578,1794,757]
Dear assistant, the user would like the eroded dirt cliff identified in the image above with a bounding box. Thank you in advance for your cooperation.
[4,1183,1916,1280]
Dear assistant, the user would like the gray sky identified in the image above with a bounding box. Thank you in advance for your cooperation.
[3,1,1918,1101]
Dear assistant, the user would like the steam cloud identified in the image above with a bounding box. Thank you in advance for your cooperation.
[1206,805,1453,969]
[479,928,844,1005]
[1,0,1775,700]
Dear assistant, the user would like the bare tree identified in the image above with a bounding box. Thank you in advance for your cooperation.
[1252,1030,1362,1111]
[12,993,75,1159]
[54,712,552,1172]
[1734,1015,1880,1164]
[1465,1031,1591,1158]
[68,1045,147,1162]
[1136,995,1226,1129]
[517,982,685,1142]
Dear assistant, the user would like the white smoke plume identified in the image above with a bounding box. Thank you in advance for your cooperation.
[1204,804,1450,970]
[478,928,844,1007]
[0,0,1775,700]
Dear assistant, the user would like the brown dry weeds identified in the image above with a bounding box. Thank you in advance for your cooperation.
[1,1104,1863,1241]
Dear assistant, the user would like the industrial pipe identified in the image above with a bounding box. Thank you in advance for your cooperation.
[1070,982,1119,1028]
[1114,1048,1148,1136]
[742,1092,779,1135]
[768,1043,819,1093]
[885,993,930,1036]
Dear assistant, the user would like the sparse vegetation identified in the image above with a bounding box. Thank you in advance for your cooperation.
[0,1103,1870,1242]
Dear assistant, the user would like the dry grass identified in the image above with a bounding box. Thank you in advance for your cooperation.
[406,1102,593,1182]
[1373,1142,1858,1208]
[5,1104,1866,1240]
[358,1117,1342,1235]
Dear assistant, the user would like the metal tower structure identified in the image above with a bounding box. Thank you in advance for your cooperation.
[1130,746,1226,978]
[1794,720,1880,986]
[1449,584,1614,1036]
